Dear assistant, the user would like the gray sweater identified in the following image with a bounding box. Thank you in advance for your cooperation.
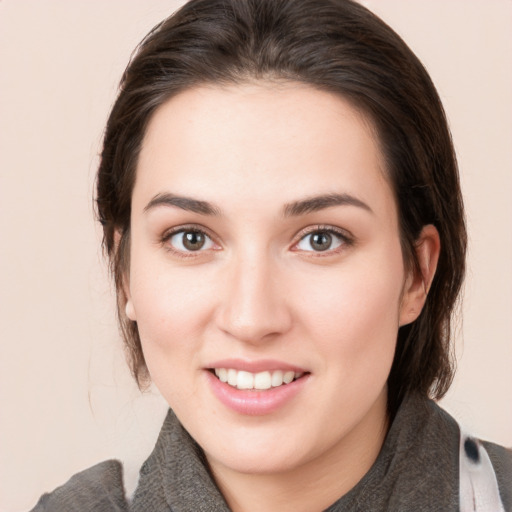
[31,394,511,511]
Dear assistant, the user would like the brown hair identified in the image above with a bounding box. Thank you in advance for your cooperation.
[96,0,466,413]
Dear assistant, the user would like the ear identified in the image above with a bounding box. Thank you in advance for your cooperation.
[399,224,440,327]
[125,293,137,322]
[114,229,137,322]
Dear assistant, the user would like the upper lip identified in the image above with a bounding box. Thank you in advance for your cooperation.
[206,358,308,374]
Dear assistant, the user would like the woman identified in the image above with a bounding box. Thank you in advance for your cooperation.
[31,0,511,510]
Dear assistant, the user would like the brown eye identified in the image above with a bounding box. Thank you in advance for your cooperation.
[168,229,215,252]
[183,231,205,250]
[296,230,345,252]
[310,232,332,251]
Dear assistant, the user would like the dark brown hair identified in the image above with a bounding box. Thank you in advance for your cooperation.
[96,0,466,413]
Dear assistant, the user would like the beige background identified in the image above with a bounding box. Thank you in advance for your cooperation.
[0,1,511,510]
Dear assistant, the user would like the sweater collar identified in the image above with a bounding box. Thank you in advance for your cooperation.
[132,393,459,511]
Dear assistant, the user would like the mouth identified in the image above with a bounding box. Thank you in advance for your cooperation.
[210,368,306,391]
[206,362,310,415]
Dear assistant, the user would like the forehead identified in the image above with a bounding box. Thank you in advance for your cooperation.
[134,82,394,218]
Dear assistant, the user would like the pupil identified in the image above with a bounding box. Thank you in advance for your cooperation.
[311,232,331,251]
[183,231,205,250]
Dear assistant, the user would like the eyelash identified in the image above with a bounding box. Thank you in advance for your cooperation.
[160,225,219,258]
[160,224,354,258]
[291,225,354,255]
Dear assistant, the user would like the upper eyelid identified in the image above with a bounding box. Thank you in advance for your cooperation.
[293,224,353,241]
[161,224,222,253]
[162,224,217,240]
[160,223,352,249]
[290,225,354,253]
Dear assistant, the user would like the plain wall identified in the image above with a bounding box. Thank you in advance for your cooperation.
[0,1,511,510]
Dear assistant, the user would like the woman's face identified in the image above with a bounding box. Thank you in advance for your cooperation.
[126,83,419,477]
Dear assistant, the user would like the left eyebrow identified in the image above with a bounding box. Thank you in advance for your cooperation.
[283,193,373,217]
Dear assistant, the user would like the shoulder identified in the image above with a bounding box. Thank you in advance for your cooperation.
[30,460,128,512]
[465,437,512,512]
[384,395,511,510]
[427,399,511,511]
[482,439,512,487]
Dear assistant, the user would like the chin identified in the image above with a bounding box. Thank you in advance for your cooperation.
[207,444,308,476]
[195,421,322,477]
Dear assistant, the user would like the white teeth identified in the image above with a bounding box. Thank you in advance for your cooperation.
[227,368,237,386]
[283,371,295,384]
[237,371,254,390]
[216,368,228,383]
[213,368,304,390]
[254,371,272,390]
[271,370,283,387]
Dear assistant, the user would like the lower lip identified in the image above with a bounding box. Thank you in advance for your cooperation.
[205,371,309,416]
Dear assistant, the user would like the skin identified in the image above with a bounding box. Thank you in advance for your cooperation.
[124,82,440,512]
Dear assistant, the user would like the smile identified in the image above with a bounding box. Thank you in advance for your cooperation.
[213,368,304,390]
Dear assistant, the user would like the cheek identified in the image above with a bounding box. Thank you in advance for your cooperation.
[128,257,216,358]
[294,250,405,362]
[128,265,218,404]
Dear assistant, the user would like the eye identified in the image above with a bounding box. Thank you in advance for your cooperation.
[295,229,347,252]
[166,229,216,252]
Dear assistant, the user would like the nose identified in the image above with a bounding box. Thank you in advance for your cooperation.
[215,251,293,344]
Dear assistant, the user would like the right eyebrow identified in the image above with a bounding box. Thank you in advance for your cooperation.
[143,192,221,216]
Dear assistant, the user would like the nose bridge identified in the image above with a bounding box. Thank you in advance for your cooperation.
[217,244,291,343]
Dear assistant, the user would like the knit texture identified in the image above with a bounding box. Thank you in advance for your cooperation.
[30,394,512,511]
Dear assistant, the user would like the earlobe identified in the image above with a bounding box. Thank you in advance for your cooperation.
[125,299,137,321]
[114,229,137,321]
[399,224,441,326]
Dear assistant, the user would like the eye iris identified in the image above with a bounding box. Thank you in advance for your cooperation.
[311,232,332,251]
[183,231,205,251]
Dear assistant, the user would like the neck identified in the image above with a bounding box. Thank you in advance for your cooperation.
[209,389,389,512]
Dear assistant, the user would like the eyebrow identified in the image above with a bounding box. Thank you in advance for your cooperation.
[144,193,221,216]
[143,191,372,217]
[283,193,373,217]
